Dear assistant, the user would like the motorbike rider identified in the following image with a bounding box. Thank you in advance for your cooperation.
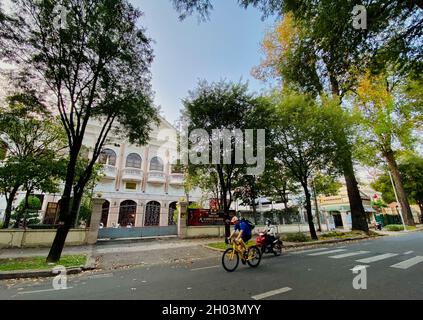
[263,219,277,252]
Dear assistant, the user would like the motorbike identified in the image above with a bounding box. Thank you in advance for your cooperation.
[256,232,283,256]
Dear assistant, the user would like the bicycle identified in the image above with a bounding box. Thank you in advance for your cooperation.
[221,238,262,272]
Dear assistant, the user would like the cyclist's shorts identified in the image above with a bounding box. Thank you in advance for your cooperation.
[242,233,251,243]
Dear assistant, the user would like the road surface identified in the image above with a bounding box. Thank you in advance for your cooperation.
[1,232,423,300]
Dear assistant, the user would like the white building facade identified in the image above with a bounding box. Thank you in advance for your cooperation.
[1,116,201,232]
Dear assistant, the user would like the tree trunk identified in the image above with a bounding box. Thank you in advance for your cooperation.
[342,149,369,233]
[418,202,423,223]
[311,180,322,232]
[251,199,258,224]
[326,62,369,233]
[2,185,19,229]
[385,150,415,226]
[14,188,31,228]
[303,184,318,240]
[46,149,78,263]
[70,189,84,228]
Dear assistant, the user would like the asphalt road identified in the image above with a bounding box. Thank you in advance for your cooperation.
[1,232,423,300]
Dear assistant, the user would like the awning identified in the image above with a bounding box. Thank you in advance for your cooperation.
[320,204,377,213]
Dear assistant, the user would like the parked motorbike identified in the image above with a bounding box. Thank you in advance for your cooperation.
[256,232,283,256]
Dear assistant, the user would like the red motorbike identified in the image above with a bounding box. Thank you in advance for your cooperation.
[256,232,283,256]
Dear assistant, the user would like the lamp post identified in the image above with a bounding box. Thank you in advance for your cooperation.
[388,170,407,232]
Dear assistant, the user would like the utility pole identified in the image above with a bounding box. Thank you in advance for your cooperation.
[388,170,407,232]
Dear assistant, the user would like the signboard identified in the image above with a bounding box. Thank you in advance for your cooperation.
[187,209,236,226]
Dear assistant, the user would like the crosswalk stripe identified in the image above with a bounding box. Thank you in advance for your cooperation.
[390,256,423,269]
[308,249,347,256]
[291,248,329,254]
[356,253,398,263]
[329,251,370,259]
[251,287,292,300]
[403,251,414,255]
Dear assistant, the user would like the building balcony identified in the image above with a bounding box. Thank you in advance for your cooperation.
[169,173,184,185]
[148,171,166,184]
[102,164,116,179]
[122,168,143,181]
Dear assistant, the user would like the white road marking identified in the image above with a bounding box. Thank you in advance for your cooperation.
[390,256,423,270]
[17,287,73,295]
[403,251,414,255]
[356,253,398,263]
[291,248,328,254]
[190,265,220,271]
[329,251,370,259]
[87,273,114,279]
[308,249,347,256]
[252,287,292,300]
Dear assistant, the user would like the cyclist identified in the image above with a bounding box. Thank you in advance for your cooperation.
[228,216,252,260]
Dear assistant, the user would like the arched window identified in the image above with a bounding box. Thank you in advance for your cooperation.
[101,200,110,227]
[126,153,142,168]
[150,157,164,171]
[99,148,116,166]
[118,200,136,227]
[145,201,161,226]
[168,202,177,226]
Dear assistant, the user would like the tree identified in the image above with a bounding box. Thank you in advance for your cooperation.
[270,92,339,239]
[354,70,420,225]
[258,159,300,224]
[0,92,66,228]
[372,155,423,218]
[233,175,261,224]
[1,0,158,262]
[182,80,268,238]
[11,196,42,227]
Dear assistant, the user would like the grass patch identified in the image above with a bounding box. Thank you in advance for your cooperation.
[283,232,311,243]
[384,224,416,231]
[320,230,365,239]
[0,255,87,272]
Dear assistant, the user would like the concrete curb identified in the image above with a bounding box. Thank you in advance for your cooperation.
[202,235,377,253]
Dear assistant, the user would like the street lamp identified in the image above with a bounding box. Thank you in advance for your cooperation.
[388,170,408,232]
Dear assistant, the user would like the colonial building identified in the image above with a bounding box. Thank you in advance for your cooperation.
[318,185,379,229]
[1,116,201,232]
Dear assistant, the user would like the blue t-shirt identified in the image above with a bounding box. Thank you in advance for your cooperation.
[234,220,251,236]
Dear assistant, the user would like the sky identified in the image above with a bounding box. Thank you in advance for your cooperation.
[134,0,276,125]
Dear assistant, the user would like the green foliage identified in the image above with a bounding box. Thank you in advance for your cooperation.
[11,196,42,226]
[188,202,202,209]
[182,80,270,212]
[383,224,416,231]
[312,173,342,197]
[372,155,423,211]
[284,232,310,243]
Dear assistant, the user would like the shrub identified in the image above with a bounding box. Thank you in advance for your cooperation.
[320,231,345,238]
[384,224,415,231]
[285,232,310,242]
[384,224,405,231]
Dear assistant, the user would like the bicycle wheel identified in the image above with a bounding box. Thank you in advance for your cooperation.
[273,241,282,256]
[222,248,239,272]
[246,245,262,268]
